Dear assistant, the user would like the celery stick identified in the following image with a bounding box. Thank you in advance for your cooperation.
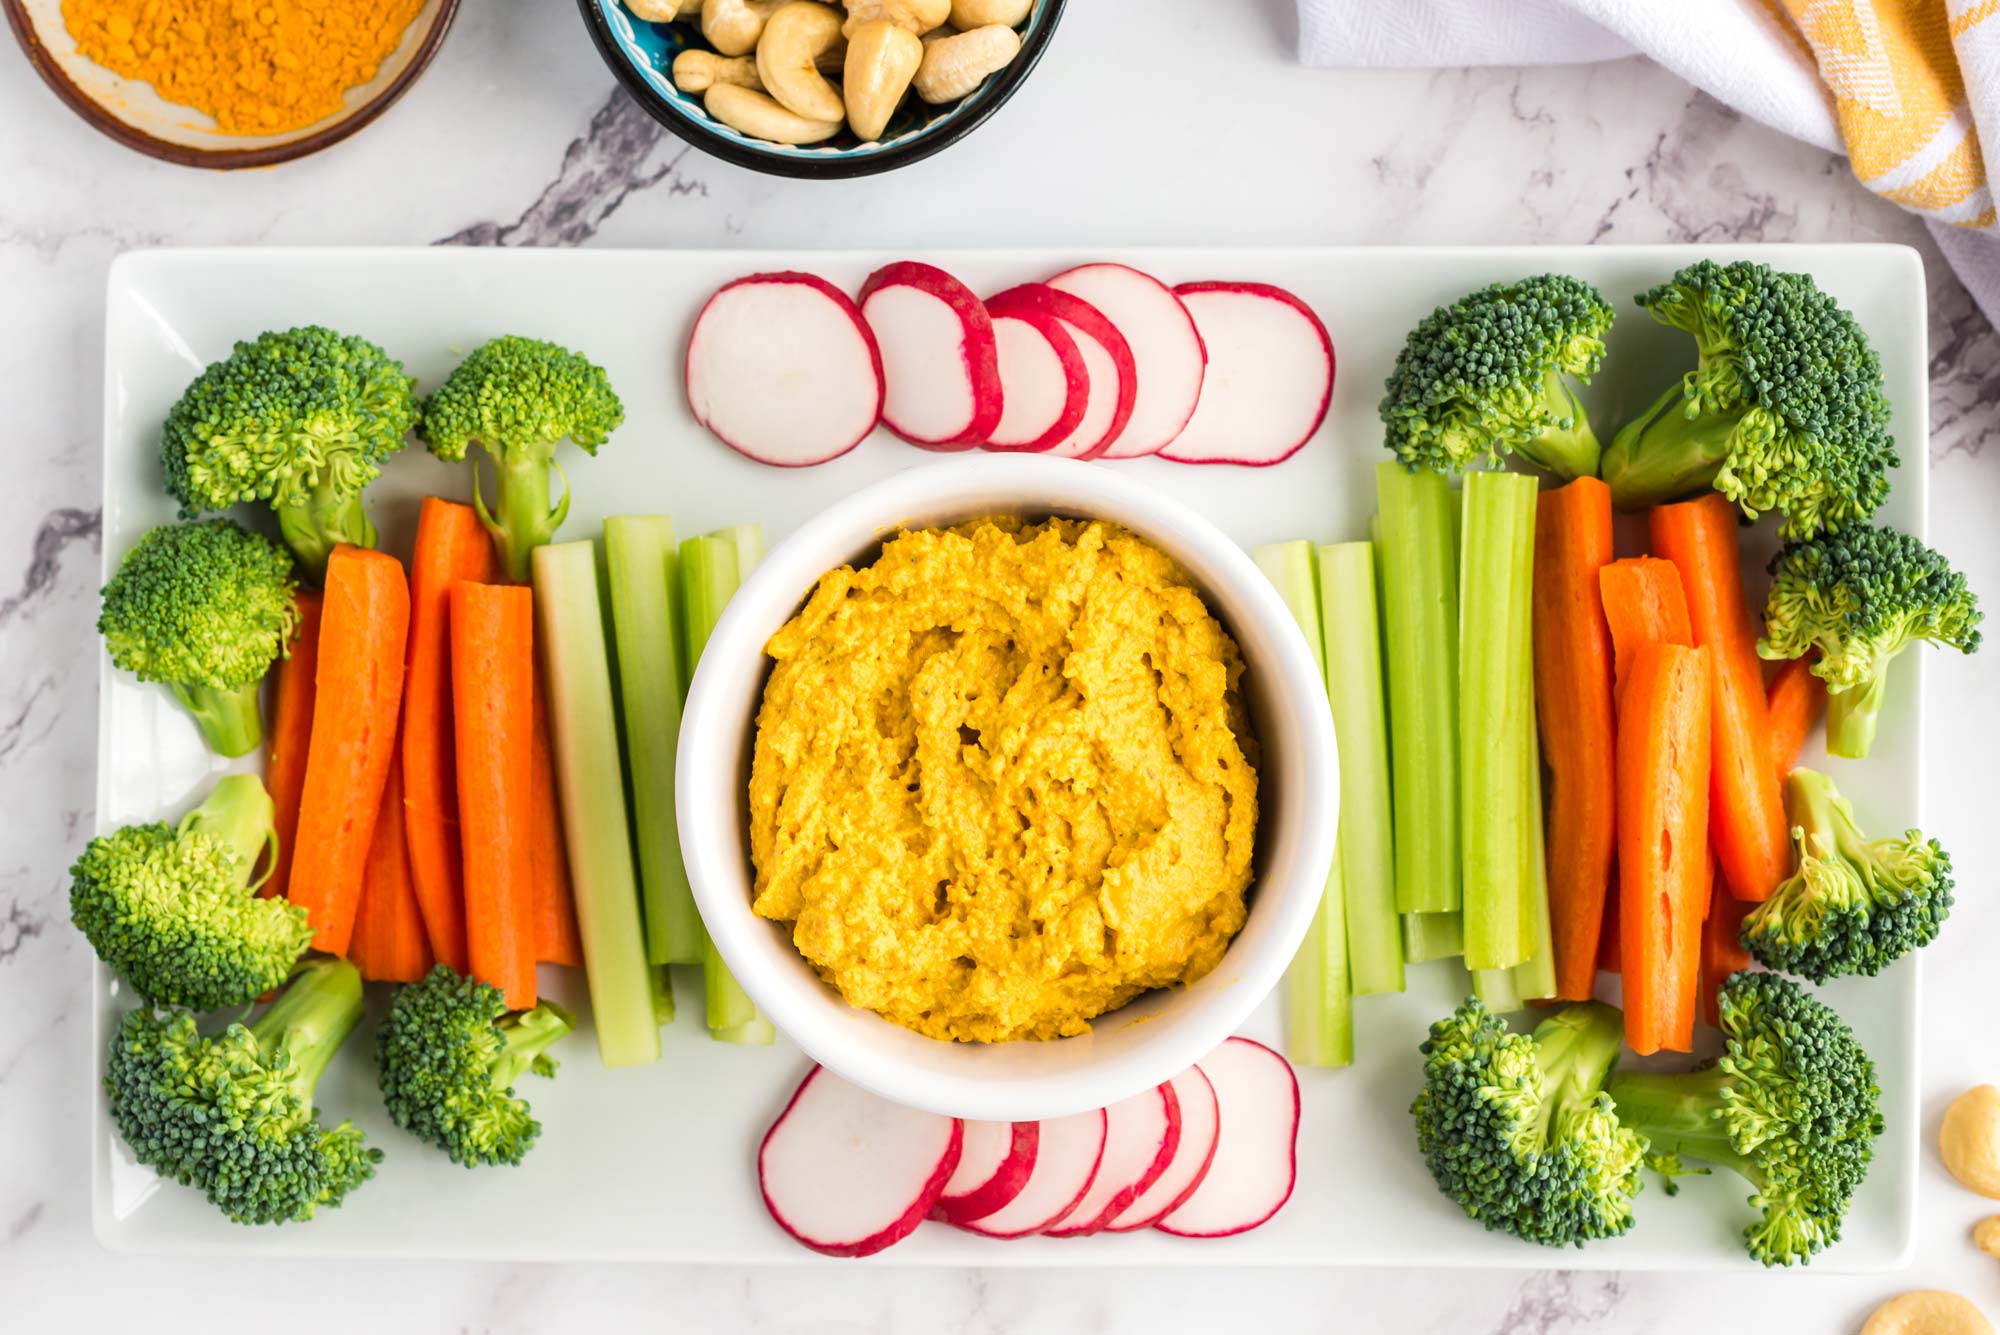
[680,530,776,1048]
[1458,472,1538,970]
[1319,542,1404,996]
[531,540,661,1068]
[1510,495,1557,1001]
[605,516,702,966]
[1472,961,1524,1012]
[1375,462,1461,915]
[1255,541,1353,1068]
[1402,911,1464,963]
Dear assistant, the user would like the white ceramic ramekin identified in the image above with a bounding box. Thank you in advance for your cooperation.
[677,455,1337,1121]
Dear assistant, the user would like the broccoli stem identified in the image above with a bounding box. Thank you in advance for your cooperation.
[1605,1065,1759,1183]
[170,680,266,758]
[1825,666,1889,760]
[250,957,366,1105]
[179,773,279,891]
[1602,382,1743,510]
[477,446,568,584]
[277,483,375,584]
[1521,367,1602,481]
[492,1002,576,1088]
[1530,1001,1626,1132]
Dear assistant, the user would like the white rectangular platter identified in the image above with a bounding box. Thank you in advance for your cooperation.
[95,245,1926,1267]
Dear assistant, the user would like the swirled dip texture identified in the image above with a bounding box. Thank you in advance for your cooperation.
[749,517,1259,1043]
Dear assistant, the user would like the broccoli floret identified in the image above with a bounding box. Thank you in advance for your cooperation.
[1379,274,1614,480]
[162,326,417,581]
[376,964,575,1167]
[98,518,298,757]
[1601,260,1896,538]
[104,957,379,1225]
[1739,768,1953,983]
[1759,523,1981,758]
[1412,998,1645,1248]
[1608,971,1883,1266]
[70,774,312,1009]
[418,336,624,582]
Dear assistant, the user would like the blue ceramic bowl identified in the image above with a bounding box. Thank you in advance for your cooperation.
[579,1,1066,178]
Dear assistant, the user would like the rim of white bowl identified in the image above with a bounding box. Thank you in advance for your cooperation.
[677,455,1338,1121]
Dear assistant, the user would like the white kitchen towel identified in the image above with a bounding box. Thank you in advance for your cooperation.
[1300,0,2000,322]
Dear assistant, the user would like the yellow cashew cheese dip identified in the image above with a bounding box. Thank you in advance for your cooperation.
[748,516,1260,1043]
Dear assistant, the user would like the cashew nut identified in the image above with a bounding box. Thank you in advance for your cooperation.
[624,0,700,19]
[702,0,782,56]
[1976,1216,2000,1260]
[756,3,847,124]
[841,19,922,141]
[841,0,949,39]
[949,0,1029,27]
[1942,1085,2000,1198]
[704,83,841,144]
[673,50,763,93]
[1860,1292,1996,1335]
[912,23,1018,103]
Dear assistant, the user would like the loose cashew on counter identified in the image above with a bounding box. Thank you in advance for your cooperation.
[1861,1292,1996,1335]
[704,83,842,143]
[913,23,1019,103]
[842,19,923,141]
[703,0,783,56]
[949,0,1030,26]
[673,50,763,93]
[756,3,848,123]
[840,0,950,39]
[1942,1085,2000,1198]
[1976,1216,2000,1260]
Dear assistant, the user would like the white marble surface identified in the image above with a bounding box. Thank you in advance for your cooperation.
[4,1,1999,1329]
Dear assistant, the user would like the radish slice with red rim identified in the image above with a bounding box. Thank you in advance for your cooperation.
[1042,1082,1181,1237]
[1159,282,1334,466]
[758,1066,962,1257]
[930,1120,1039,1225]
[1155,1038,1299,1238]
[686,272,884,467]
[985,283,1136,460]
[1044,263,1205,459]
[1103,1066,1219,1231]
[981,294,1089,453]
[858,261,1003,450]
[953,1108,1106,1239]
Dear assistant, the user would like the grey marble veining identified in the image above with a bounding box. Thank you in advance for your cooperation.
[4,0,1998,1330]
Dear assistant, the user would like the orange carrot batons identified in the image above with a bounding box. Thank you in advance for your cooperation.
[287,546,410,955]
[530,667,583,967]
[350,758,435,983]
[1766,655,1827,781]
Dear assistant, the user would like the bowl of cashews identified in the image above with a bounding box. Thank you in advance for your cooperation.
[580,0,1064,177]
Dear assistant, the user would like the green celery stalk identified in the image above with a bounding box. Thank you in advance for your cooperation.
[1254,541,1353,1068]
[680,529,776,1047]
[1458,472,1538,971]
[1471,960,1523,1012]
[1319,542,1404,996]
[531,540,661,1068]
[605,516,702,966]
[1402,911,1464,963]
[1375,462,1461,915]
[1510,502,1557,1001]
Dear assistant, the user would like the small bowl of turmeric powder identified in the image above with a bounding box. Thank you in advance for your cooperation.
[4,0,458,168]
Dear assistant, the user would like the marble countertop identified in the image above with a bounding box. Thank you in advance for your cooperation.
[5,1,1999,1329]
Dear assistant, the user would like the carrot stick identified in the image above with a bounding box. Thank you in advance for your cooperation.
[451,581,537,1010]
[1597,557,1692,706]
[1766,655,1827,781]
[401,498,496,974]
[529,665,583,967]
[1649,495,1790,903]
[349,758,435,983]
[264,591,322,899]
[1698,861,1751,1028]
[1615,643,1711,1056]
[1597,888,1621,974]
[287,546,410,955]
[1532,478,1619,1002]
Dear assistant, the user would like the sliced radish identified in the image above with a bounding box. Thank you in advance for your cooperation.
[1159,282,1334,466]
[981,293,1089,453]
[953,1109,1106,1239]
[1155,1038,1299,1239]
[1042,1082,1181,1237]
[930,1120,1039,1226]
[1044,263,1205,459]
[985,284,1136,460]
[758,1066,962,1258]
[1104,1066,1220,1231]
[858,261,1003,450]
[686,272,884,467]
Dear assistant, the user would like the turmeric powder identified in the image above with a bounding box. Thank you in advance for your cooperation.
[62,0,427,136]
